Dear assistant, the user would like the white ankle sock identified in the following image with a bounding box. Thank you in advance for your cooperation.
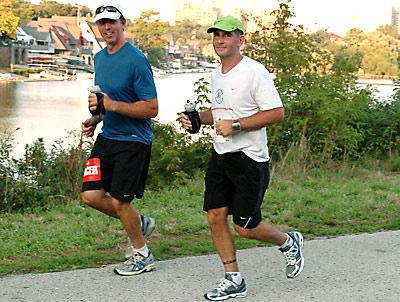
[226,272,243,284]
[280,234,293,250]
[131,244,149,257]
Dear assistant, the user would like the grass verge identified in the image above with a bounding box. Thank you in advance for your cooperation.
[0,165,399,276]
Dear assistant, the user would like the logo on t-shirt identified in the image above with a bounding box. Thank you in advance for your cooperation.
[215,89,224,104]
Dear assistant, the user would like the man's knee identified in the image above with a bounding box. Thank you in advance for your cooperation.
[207,208,228,226]
[111,198,130,214]
[81,191,93,206]
[81,190,104,207]
[233,223,258,239]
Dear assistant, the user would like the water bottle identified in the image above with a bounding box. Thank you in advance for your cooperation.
[184,100,201,134]
[89,85,105,116]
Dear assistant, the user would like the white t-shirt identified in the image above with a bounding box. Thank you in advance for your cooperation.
[211,56,283,162]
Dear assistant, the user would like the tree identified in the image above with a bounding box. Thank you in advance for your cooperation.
[311,26,400,77]
[170,19,210,45]
[331,47,361,75]
[127,10,168,52]
[311,29,334,46]
[343,28,366,45]
[10,0,36,21]
[11,0,91,21]
[0,0,19,40]
[170,19,196,44]
[37,0,76,18]
[311,30,361,75]
[376,24,399,39]
[342,29,400,77]
[147,47,164,68]
[244,1,331,78]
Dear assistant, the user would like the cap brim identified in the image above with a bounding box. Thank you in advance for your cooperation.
[207,26,217,33]
[207,26,243,34]
[94,11,121,23]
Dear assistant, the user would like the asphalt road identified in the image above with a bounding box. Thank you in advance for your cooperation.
[1,230,399,302]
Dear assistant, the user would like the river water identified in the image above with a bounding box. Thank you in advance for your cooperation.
[0,73,396,158]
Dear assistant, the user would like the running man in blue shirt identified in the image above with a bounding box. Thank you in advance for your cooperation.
[81,1,157,276]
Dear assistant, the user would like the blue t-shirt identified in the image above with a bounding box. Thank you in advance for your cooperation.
[94,43,157,144]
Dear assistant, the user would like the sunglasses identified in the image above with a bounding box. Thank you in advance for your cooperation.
[95,6,122,16]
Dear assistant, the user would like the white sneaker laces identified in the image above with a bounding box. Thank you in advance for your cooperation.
[215,278,236,291]
[283,244,298,265]
[124,252,144,265]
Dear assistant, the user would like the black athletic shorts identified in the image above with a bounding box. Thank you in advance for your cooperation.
[204,148,270,229]
[81,134,151,203]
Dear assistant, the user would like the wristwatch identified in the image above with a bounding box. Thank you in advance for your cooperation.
[232,119,241,132]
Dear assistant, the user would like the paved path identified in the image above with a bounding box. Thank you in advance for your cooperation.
[1,231,399,302]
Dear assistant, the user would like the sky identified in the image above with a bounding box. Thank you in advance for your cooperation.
[28,0,400,35]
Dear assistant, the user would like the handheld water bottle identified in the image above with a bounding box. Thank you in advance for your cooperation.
[89,85,105,116]
[183,100,201,134]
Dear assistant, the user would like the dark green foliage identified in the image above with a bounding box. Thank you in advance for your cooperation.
[362,86,400,155]
[147,121,211,190]
[148,76,212,189]
[388,155,400,172]
[147,47,165,68]
[332,47,362,75]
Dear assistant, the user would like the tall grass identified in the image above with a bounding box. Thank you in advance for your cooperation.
[0,131,88,212]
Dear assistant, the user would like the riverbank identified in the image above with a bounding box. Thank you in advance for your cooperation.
[0,70,94,82]
[0,70,65,82]
[0,70,29,82]
[2,70,398,86]
[0,66,213,83]
[356,78,400,86]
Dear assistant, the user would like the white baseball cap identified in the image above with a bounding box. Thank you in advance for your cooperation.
[94,2,124,23]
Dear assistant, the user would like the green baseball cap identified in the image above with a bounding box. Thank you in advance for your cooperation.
[207,15,245,34]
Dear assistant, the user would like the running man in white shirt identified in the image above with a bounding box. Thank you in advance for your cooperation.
[180,15,305,301]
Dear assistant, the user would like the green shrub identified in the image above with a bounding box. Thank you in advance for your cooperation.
[0,132,89,212]
[148,121,211,190]
[388,155,400,172]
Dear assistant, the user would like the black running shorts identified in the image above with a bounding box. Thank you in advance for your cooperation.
[81,134,151,203]
[204,148,270,229]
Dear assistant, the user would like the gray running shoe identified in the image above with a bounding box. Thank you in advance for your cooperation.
[125,214,156,259]
[141,214,156,238]
[114,251,155,276]
[204,274,247,301]
[280,231,304,278]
